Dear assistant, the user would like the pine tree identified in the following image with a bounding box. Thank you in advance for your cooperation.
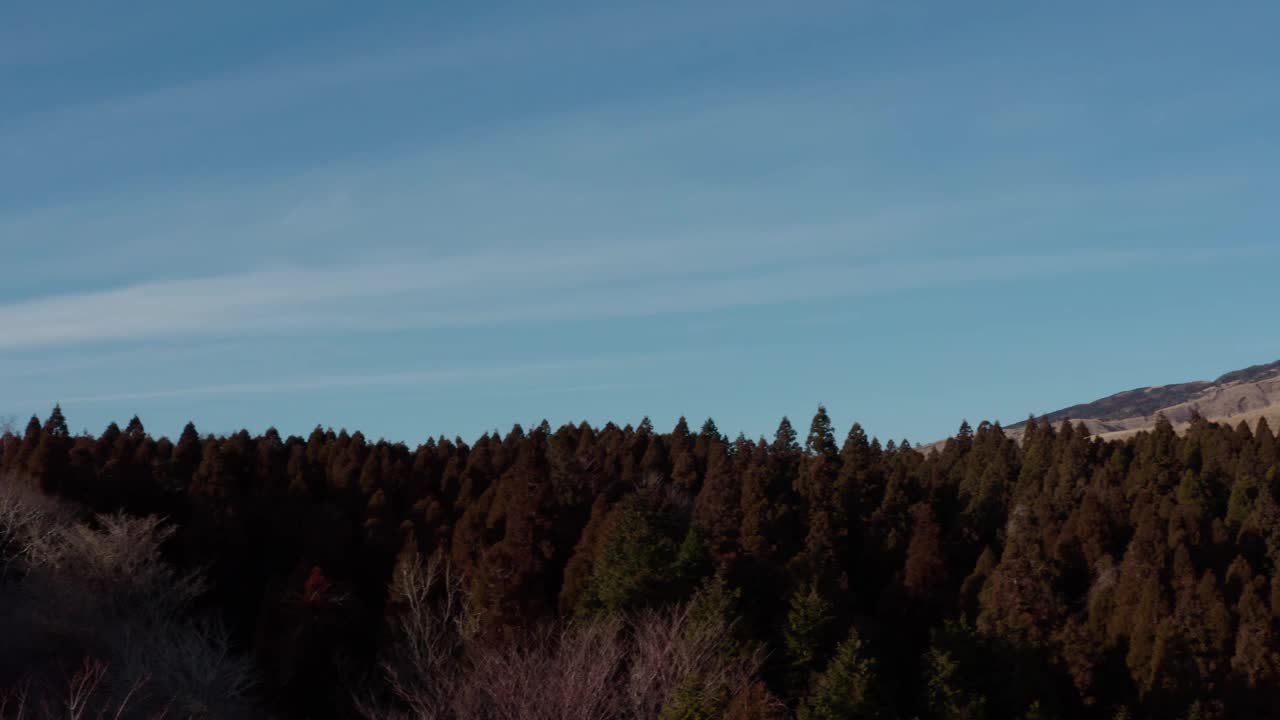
[13,415,41,473]
[795,406,843,589]
[694,438,743,573]
[1147,570,1232,701]
[1229,576,1280,691]
[687,575,751,656]
[783,582,835,697]
[469,429,558,633]
[959,546,997,621]
[673,524,714,594]
[799,627,884,720]
[1254,417,1277,467]
[583,494,681,613]
[839,421,881,522]
[774,417,799,454]
[171,421,202,489]
[923,645,988,720]
[904,502,948,606]
[28,405,71,493]
[741,430,800,570]
[620,419,652,487]
[668,417,697,491]
[977,504,1061,648]
[560,494,616,613]
[696,418,723,459]
[42,404,69,437]
[640,432,671,482]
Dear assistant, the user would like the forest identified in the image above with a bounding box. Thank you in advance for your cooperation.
[2,405,1279,719]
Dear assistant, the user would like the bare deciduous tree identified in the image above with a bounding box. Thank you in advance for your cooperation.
[1,489,257,718]
[626,604,763,720]
[360,546,765,720]
[358,549,478,720]
[24,513,207,623]
[0,658,166,720]
[451,618,628,720]
[0,483,66,584]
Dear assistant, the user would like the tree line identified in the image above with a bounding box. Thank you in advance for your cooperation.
[2,405,1279,719]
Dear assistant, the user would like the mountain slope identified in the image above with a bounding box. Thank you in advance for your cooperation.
[1011,359,1280,439]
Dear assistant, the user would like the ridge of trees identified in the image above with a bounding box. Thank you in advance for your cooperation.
[2,406,1279,719]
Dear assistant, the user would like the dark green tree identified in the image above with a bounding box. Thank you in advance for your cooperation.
[783,582,836,697]
[799,627,885,720]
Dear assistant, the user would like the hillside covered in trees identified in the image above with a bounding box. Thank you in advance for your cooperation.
[3,406,1280,719]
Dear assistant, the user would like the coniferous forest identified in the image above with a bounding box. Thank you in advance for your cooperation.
[3,406,1280,719]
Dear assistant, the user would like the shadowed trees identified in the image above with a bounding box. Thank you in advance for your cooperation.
[2,405,1279,719]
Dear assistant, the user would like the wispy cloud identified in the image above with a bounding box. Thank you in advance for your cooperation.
[3,0,1275,444]
[48,355,657,405]
[499,381,662,398]
[0,241,1243,353]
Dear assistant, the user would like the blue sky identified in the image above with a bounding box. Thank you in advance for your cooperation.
[2,0,1278,443]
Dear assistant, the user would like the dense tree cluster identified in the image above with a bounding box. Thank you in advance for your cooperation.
[3,405,1279,719]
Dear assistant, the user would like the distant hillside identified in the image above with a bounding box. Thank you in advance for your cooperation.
[1009,359,1280,440]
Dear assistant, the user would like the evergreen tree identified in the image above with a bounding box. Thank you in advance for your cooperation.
[795,406,844,589]
[560,494,616,613]
[12,404,1280,718]
[667,417,696,491]
[171,421,202,489]
[978,504,1061,647]
[694,438,743,573]
[773,417,799,454]
[13,415,42,474]
[740,435,799,570]
[28,405,71,493]
[783,582,836,697]
[640,431,671,482]
[673,524,714,593]
[582,494,681,613]
[469,429,560,633]
[923,645,989,720]
[799,627,885,720]
[1229,575,1280,694]
[687,575,750,656]
[839,421,881,522]
[904,502,948,606]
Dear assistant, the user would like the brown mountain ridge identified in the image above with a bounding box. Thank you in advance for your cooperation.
[1006,359,1280,441]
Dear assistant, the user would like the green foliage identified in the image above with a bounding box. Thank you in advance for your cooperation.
[924,645,989,720]
[578,493,713,615]
[783,582,835,696]
[1226,474,1260,530]
[659,674,730,720]
[799,627,883,720]
[582,494,681,613]
[773,417,799,452]
[674,524,714,588]
[688,575,740,631]
[805,406,838,457]
[688,575,755,659]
